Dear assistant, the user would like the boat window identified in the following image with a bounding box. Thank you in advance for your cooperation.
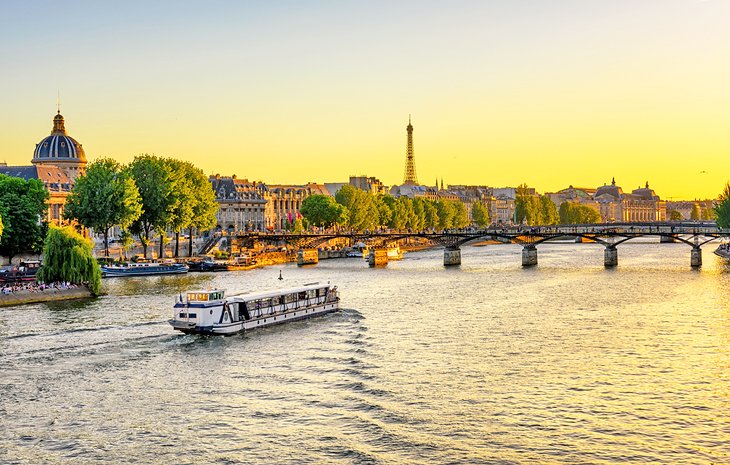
[298,291,306,300]
[271,296,281,306]
[284,293,296,303]
[318,288,328,297]
[306,290,317,299]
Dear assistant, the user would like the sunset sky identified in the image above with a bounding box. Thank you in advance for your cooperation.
[1,0,729,199]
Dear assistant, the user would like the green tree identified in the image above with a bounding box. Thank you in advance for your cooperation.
[187,168,218,257]
[436,200,455,229]
[300,195,348,228]
[540,196,559,225]
[690,203,701,220]
[128,155,175,259]
[515,184,542,225]
[471,202,490,227]
[701,207,714,221]
[452,201,470,228]
[64,158,142,257]
[0,174,49,262]
[559,201,600,224]
[37,225,102,296]
[669,210,683,221]
[423,200,439,229]
[374,195,392,228]
[714,183,730,229]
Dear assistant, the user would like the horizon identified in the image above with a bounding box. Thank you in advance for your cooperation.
[2,1,729,200]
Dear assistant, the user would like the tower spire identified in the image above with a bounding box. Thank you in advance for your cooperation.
[56,90,61,114]
[403,116,418,185]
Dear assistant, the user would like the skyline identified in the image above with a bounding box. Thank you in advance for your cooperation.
[2,1,729,199]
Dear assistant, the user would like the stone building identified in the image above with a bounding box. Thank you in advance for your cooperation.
[0,111,87,226]
[594,179,666,222]
[210,175,269,232]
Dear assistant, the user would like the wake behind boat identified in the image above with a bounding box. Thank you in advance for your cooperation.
[101,261,189,278]
[169,282,340,335]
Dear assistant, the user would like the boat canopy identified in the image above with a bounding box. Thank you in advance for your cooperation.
[233,283,330,302]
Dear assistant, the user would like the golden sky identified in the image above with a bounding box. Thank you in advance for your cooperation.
[1,1,729,199]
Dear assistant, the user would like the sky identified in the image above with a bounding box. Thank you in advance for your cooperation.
[1,0,729,200]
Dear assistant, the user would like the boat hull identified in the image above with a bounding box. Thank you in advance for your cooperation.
[101,264,189,278]
[171,301,339,335]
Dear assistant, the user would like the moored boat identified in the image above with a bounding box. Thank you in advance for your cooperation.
[714,243,730,259]
[169,282,340,335]
[101,262,189,278]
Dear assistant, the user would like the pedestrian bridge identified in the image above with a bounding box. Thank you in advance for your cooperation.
[213,221,729,268]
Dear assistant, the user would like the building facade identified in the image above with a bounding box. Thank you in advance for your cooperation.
[0,111,87,226]
[210,175,269,232]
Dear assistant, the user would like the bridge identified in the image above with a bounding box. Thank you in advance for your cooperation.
[202,222,729,268]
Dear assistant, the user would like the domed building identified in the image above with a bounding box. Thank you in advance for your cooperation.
[32,111,87,181]
[0,110,88,225]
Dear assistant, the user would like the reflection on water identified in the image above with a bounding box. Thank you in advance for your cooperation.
[1,243,729,464]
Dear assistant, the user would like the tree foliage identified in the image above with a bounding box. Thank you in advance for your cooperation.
[714,183,730,229]
[669,210,683,221]
[559,201,601,224]
[471,202,490,228]
[37,226,101,296]
[0,174,49,261]
[128,155,175,258]
[64,158,142,257]
[300,195,348,228]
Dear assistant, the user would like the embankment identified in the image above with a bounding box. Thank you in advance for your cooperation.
[0,286,93,308]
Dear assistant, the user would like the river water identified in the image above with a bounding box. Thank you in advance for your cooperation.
[1,242,728,464]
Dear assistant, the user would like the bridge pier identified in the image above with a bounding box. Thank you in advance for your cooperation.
[297,248,319,266]
[522,245,538,267]
[368,248,388,267]
[444,247,461,266]
[604,246,618,267]
[691,247,702,268]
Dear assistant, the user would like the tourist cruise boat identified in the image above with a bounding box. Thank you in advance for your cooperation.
[714,243,730,259]
[169,282,340,335]
[101,262,189,278]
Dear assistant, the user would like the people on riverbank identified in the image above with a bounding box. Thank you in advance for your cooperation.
[1,281,79,295]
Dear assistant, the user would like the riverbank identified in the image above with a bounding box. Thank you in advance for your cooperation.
[0,285,93,307]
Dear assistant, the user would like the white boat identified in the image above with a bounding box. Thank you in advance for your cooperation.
[714,243,730,259]
[169,282,340,335]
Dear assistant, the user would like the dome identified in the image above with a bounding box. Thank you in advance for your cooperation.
[32,112,87,163]
[595,177,623,200]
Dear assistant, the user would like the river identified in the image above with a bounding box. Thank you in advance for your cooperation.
[1,242,728,464]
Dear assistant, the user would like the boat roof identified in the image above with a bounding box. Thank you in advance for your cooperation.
[185,283,332,301]
[231,282,331,301]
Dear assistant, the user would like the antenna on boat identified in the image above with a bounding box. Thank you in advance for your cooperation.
[278,270,283,280]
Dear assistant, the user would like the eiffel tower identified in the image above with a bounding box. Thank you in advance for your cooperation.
[403,115,418,185]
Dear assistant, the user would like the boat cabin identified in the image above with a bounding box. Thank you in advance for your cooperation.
[185,289,225,304]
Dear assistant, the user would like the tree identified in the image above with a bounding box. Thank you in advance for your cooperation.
[128,155,175,259]
[669,210,683,221]
[714,183,730,229]
[472,202,490,227]
[559,201,601,224]
[436,200,455,229]
[300,195,348,228]
[64,158,142,257]
[540,196,559,225]
[37,226,102,296]
[515,184,541,225]
[701,207,714,221]
[187,167,218,257]
[0,212,3,240]
[452,201,470,228]
[0,174,49,262]
[690,203,701,221]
